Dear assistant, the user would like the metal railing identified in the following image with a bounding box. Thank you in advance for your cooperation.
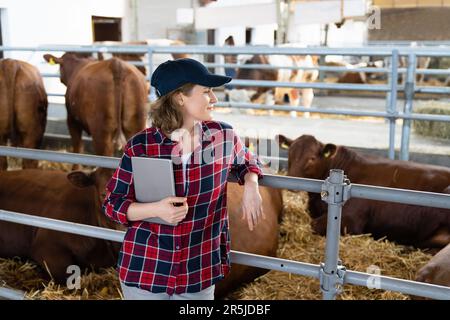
[0,146,449,300]
[1,44,450,162]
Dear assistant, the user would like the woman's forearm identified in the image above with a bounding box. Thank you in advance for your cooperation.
[244,172,259,184]
[126,201,161,221]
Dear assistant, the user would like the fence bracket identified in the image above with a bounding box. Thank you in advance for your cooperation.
[319,261,347,296]
[320,175,351,205]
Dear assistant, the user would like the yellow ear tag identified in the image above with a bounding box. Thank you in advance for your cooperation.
[49,58,55,65]
[281,142,289,150]
[324,150,331,158]
[249,143,255,153]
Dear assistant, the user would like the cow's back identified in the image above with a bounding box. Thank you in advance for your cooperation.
[0,59,48,169]
[66,58,147,152]
[214,183,283,298]
[340,150,450,193]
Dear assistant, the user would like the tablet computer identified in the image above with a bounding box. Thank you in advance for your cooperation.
[131,157,178,226]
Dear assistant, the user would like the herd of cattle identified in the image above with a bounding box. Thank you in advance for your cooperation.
[0,50,449,299]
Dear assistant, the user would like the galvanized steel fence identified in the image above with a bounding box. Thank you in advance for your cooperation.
[1,44,450,161]
[0,45,450,300]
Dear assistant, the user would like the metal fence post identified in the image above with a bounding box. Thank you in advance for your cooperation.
[318,55,326,94]
[387,49,399,159]
[400,53,416,161]
[319,169,351,300]
[147,47,155,102]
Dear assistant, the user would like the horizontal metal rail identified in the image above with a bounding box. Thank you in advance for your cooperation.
[1,44,450,300]
[415,68,450,76]
[232,251,450,300]
[0,146,321,192]
[0,287,26,300]
[351,184,450,210]
[2,45,450,56]
[206,62,392,73]
[0,146,118,169]
[230,79,391,91]
[206,63,450,76]
[215,102,450,122]
[343,270,450,300]
[0,209,125,243]
[416,86,450,94]
[39,65,450,79]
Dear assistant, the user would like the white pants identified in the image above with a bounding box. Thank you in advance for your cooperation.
[120,282,215,300]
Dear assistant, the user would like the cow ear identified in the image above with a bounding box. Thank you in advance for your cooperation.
[276,134,293,150]
[322,144,337,159]
[43,54,62,65]
[67,171,94,188]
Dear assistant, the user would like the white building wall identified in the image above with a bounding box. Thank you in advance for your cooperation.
[0,0,128,103]
[327,20,366,47]
[134,0,191,40]
[289,20,366,47]
[251,24,276,46]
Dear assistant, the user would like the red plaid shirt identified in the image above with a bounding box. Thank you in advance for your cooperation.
[103,121,263,295]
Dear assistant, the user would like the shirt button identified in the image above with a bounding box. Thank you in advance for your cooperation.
[176,246,180,250]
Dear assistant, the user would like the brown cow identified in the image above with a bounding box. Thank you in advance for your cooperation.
[415,242,450,288]
[337,71,367,84]
[214,183,283,298]
[335,61,385,84]
[228,54,319,118]
[277,134,450,248]
[0,168,123,283]
[43,53,148,159]
[0,59,48,170]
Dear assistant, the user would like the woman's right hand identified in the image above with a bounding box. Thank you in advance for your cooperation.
[156,196,189,224]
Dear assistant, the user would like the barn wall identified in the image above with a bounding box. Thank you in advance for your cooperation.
[0,0,128,50]
[0,0,129,103]
[134,0,191,40]
[369,8,450,41]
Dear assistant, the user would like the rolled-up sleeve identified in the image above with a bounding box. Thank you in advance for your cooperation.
[230,131,263,185]
[102,143,135,226]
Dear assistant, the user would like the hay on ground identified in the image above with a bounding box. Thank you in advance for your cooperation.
[413,100,450,140]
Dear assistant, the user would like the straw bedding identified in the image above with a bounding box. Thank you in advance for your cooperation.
[413,100,450,140]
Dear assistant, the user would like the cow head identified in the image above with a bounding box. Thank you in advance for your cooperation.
[43,52,94,86]
[66,168,123,231]
[277,134,337,180]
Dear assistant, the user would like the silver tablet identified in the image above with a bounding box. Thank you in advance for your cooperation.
[131,157,178,226]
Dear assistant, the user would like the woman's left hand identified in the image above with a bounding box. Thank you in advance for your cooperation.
[241,179,265,231]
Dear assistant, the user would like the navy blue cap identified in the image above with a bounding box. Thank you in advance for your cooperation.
[151,58,232,97]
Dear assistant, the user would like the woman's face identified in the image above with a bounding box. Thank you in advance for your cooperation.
[180,85,218,122]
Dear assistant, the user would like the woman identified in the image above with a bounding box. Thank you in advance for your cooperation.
[103,58,264,300]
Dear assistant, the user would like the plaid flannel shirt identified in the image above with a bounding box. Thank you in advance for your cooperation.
[102,121,263,295]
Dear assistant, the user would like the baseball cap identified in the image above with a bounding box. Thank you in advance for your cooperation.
[151,58,232,97]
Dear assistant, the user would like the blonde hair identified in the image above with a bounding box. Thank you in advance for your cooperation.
[150,83,196,135]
